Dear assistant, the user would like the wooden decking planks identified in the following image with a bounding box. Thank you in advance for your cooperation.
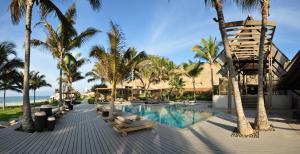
[1,103,299,154]
[0,103,200,154]
[0,103,198,154]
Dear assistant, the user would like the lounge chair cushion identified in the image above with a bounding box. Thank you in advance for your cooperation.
[126,115,140,121]
[116,116,131,123]
[114,120,154,129]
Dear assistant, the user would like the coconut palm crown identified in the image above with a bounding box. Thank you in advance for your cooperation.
[0,41,24,109]
[31,4,100,105]
[89,21,129,119]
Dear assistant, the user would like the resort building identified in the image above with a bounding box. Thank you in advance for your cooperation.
[213,17,300,110]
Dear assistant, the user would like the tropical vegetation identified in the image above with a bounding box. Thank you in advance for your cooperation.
[8,0,101,132]
[192,36,219,96]
[31,4,99,106]
[30,71,51,106]
[89,21,129,119]
[0,41,23,110]
[182,60,203,101]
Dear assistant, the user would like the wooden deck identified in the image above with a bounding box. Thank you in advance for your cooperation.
[0,103,300,154]
[0,103,204,154]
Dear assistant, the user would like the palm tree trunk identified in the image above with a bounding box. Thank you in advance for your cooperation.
[131,68,134,98]
[59,54,63,106]
[255,0,271,130]
[33,89,36,108]
[227,71,232,113]
[70,79,73,105]
[21,0,34,132]
[215,0,253,135]
[3,89,6,110]
[209,59,214,97]
[193,78,196,102]
[109,80,117,120]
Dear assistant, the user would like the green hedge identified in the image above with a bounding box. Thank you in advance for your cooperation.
[87,97,95,104]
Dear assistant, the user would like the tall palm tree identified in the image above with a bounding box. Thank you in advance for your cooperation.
[124,47,147,97]
[134,59,157,97]
[151,56,173,100]
[9,0,69,132]
[204,0,254,135]
[182,60,204,101]
[192,36,219,96]
[30,71,51,106]
[62,53,85,103]
[0,41,23,109]
[89,21,128,120]
[9,0,101,132]
[0,70,23,110]
[235,0,272,130]
[31,4,100,106]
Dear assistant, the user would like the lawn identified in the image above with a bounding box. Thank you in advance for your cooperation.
[0,107,22,122]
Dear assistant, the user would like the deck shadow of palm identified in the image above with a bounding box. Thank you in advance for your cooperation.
[206,120,235,132]
[187,126,230,153]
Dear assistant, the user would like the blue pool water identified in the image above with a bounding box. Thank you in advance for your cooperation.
[117,104,217,128]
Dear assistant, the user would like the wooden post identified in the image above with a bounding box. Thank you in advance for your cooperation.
[245,75,248,95]
[242,73,245,95]
[268,52,273,112]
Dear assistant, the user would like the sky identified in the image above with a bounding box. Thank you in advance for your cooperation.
[0,0,299,97]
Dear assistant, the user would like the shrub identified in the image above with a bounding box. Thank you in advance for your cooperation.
[88,97,95,104]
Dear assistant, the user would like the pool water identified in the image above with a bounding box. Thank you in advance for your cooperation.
[117,104,217,128]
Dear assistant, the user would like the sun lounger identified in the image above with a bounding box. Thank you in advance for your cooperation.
[112,116,155,136]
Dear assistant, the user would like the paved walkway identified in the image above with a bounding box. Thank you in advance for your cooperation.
[0,103,299,154]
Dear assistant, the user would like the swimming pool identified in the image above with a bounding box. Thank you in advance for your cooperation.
[117,104,217,128]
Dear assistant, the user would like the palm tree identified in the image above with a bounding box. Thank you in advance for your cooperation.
[192,36,219,96]
[31,4,100,106]
[134,59,157,97]
[182,60,204,101]
[9,0,101,132]
[204,0,254,135]
[30,71,51,107]
[151,56,174,100]
[62,53,85,103]
[86,63,104,83]
[124,47,147,97]
[8,0,68,132]
[0,70,23,110]
[235,0,272,130]
[0,41,23,110]
[89,21,128,120]
[169,76,185,99]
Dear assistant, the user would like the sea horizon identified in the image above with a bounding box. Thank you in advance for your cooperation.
[0,96,51,106]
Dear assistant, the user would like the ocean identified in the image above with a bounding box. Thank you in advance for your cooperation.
[0,96,50,106]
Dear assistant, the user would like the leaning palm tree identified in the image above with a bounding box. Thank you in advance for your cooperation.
[204,0,254,135]
[192,36,219,96]
[0,41,23,109]
[123,47,147,97]
[182,60,204,101]
[235,0,272,130]
[89,21,128,120]
[31,4,100,106]
[30,71,51,106]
